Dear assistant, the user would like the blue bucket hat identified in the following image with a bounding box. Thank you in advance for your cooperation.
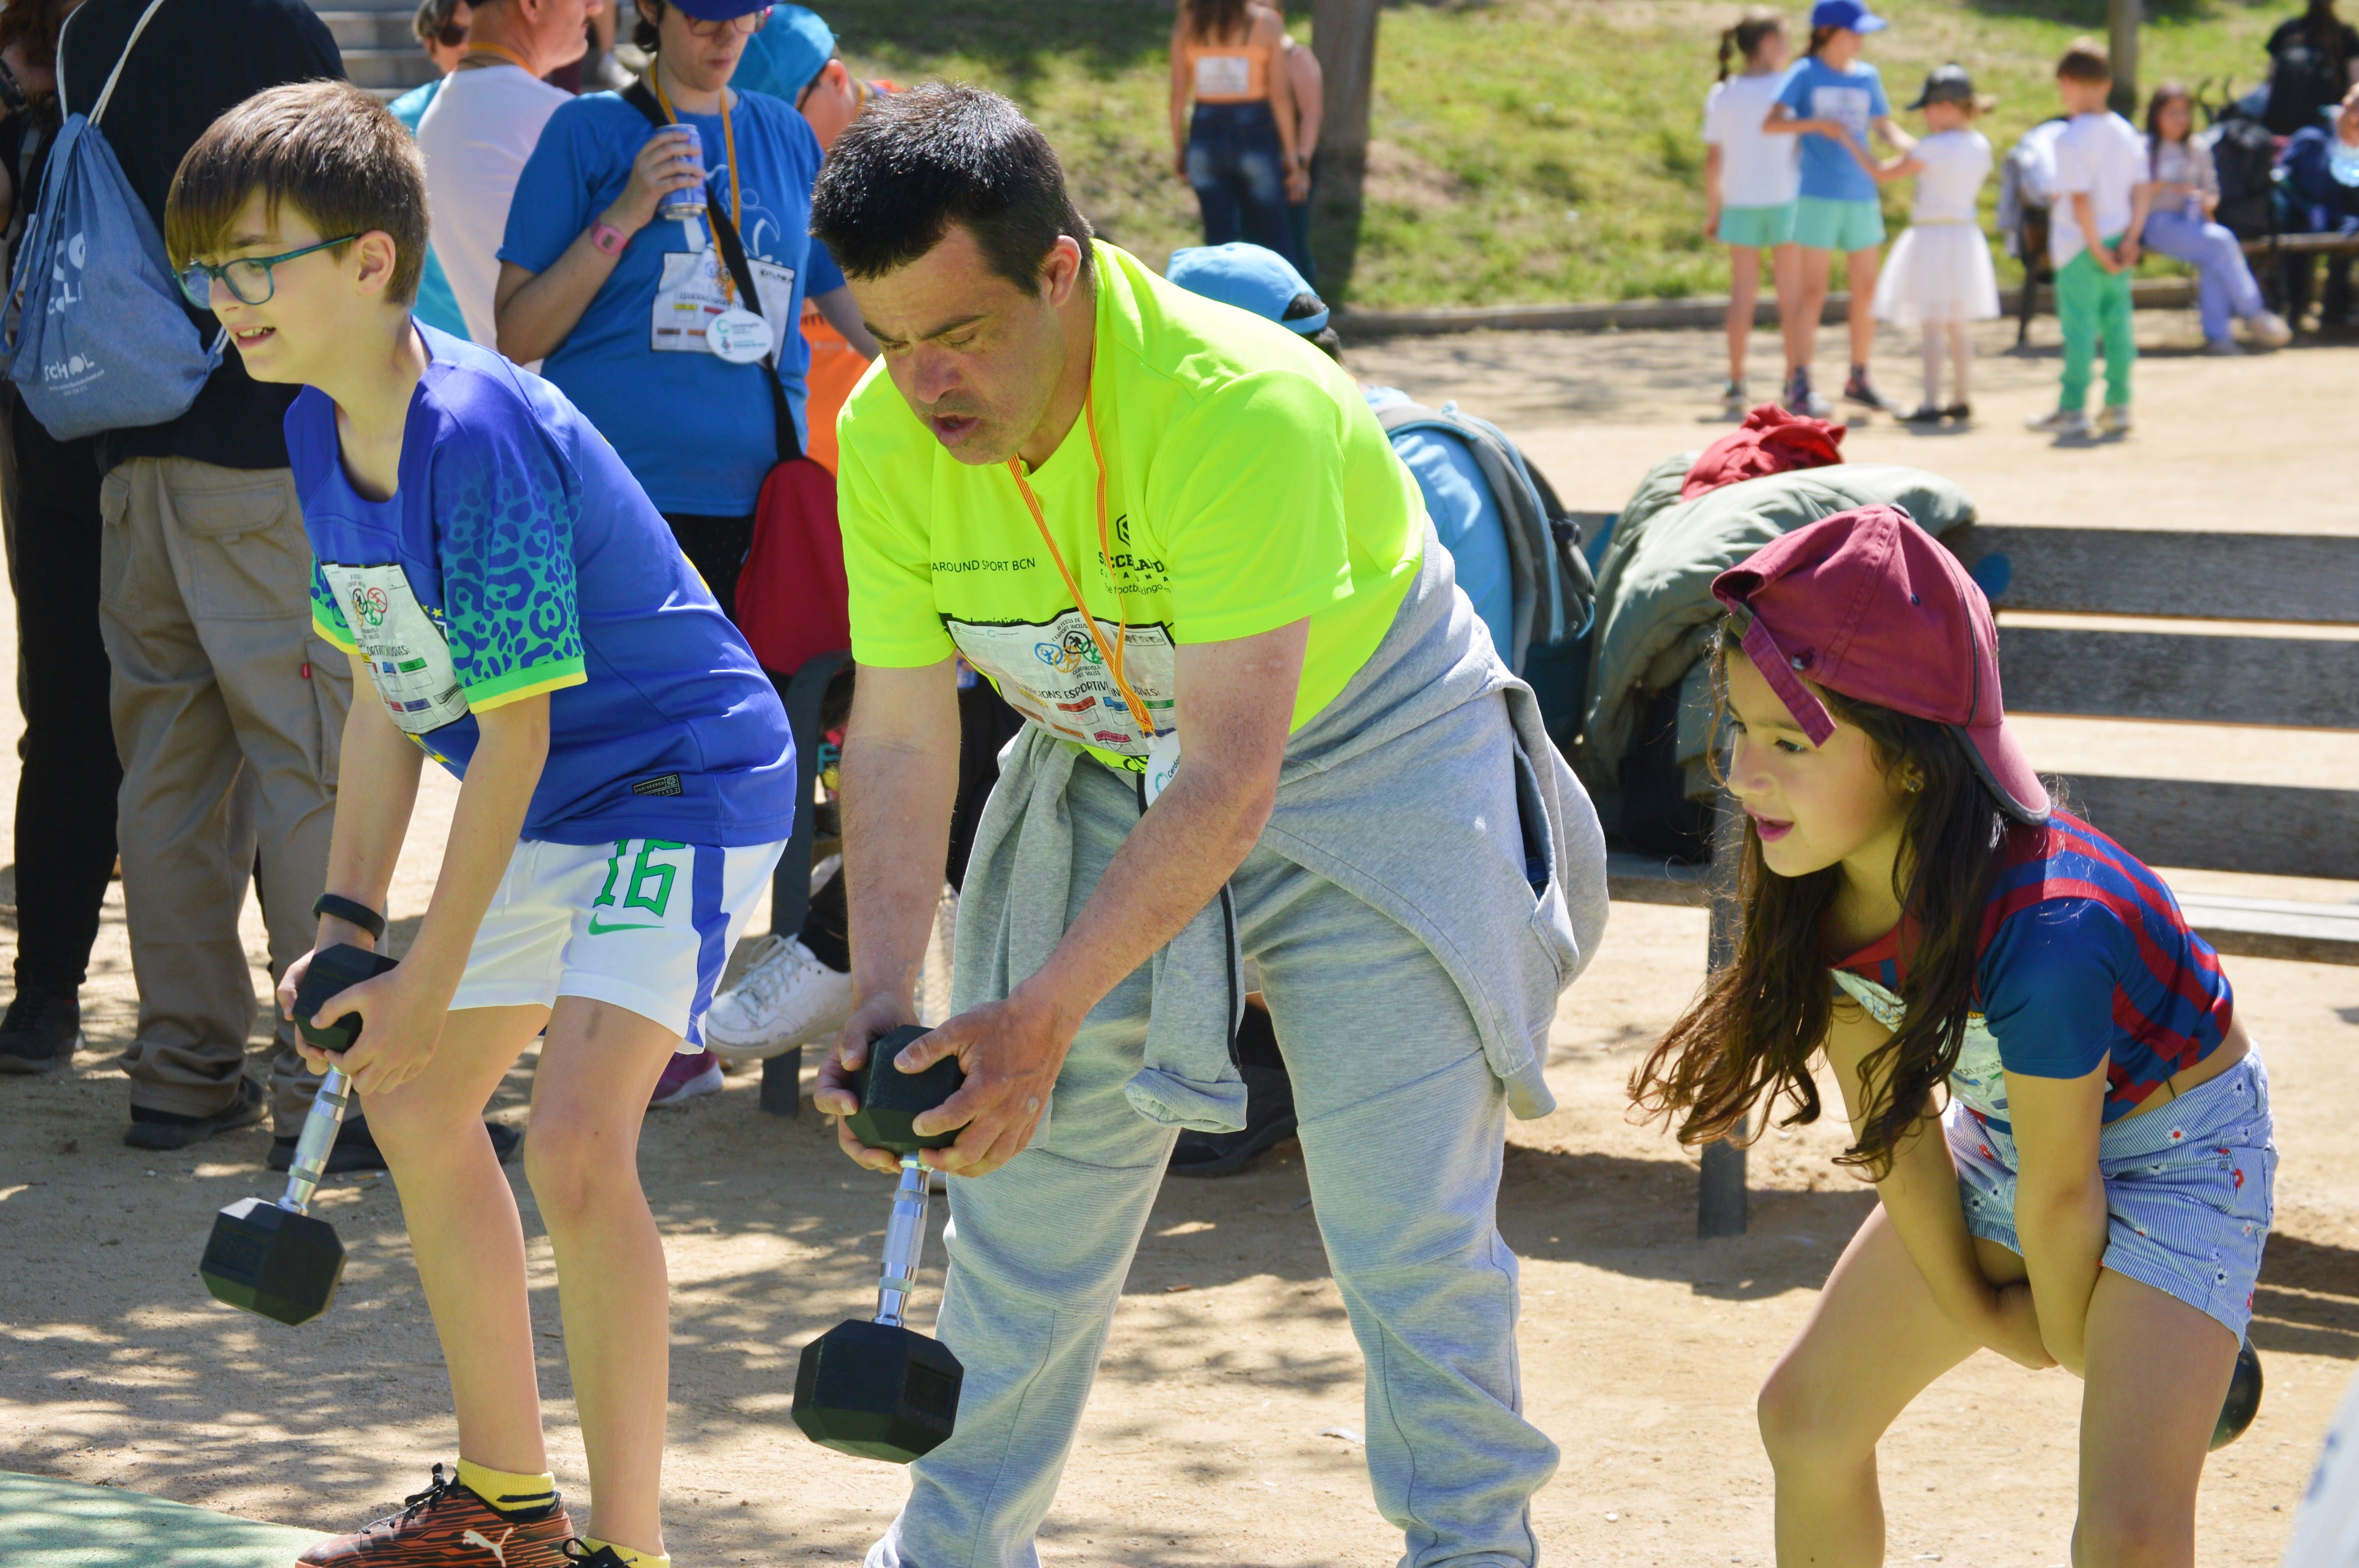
[1809,0,1887,33]
[1164,243,1328,334]
[730,3,834,90]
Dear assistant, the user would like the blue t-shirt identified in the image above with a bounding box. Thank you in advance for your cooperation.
[498,89,845,515]
[1777,56,1889,204]
[386,78,472,344]
[294,326,797,847]
[1831,812,2233,1125]
[1362,387,1513,660]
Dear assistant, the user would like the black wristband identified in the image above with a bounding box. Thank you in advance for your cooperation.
[312,893,386,942]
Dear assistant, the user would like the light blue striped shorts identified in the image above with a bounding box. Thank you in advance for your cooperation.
[1946,1052,2276,1337]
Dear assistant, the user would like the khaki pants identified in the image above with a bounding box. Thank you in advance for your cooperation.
[97,457,349,1130]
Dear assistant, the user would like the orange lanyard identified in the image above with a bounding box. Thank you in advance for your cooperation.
[1004,388,1156,736]
[461,42,534,72]
[652,77,744,304]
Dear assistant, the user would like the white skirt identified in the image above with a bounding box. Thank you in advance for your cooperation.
[1872,222,2001,325]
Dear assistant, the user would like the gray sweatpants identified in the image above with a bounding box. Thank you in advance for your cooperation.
[98,457,348,1129]
[871,749,1558,1568]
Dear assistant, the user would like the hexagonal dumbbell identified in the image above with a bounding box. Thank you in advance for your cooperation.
[199,944,395,1326]
[794,1025,969,1464]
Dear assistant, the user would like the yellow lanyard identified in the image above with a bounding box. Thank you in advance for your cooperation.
[461,42,534,72]
[652,76,744,305]
[1004,387,1156,737]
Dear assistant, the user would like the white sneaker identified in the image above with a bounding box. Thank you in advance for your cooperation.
[703,934,855,1060]
[2024,407,2090,436]
[2244,310,2293,348]
[2095,403,2134,436]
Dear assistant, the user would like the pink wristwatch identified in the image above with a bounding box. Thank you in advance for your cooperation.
[591,221,628,256]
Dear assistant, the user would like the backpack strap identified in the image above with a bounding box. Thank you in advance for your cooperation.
[61,0,176,125]
[622,78,798,464]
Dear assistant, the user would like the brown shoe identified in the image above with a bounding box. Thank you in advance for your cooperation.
[298,1465,571,1568]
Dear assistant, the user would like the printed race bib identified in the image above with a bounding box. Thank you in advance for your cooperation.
[1194,53,1252,97]
[947,610,1177,760]
[653,249,797,359]
[319,561,469,735]
[1809,83,1873,139]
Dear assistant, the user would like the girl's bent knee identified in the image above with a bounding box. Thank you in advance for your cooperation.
[1756,1364,1867,1476]
[523,1112,644,1224]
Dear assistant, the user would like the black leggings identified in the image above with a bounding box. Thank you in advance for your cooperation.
[0,396,118,995]
[663,512,756,625]
[797,678,1024,973]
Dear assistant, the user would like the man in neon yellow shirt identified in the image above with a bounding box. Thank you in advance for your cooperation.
[809,84,1608,1566]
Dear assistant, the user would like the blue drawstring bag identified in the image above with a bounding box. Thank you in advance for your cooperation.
[1,0,224,441]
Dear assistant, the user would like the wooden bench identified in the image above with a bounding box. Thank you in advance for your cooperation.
[1607,525,2359,1235]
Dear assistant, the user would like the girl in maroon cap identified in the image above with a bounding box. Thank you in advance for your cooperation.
[1632,504,2273,1565]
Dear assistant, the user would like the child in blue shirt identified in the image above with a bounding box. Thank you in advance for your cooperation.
[1768,0,1911,416]
[166,79,794,1568]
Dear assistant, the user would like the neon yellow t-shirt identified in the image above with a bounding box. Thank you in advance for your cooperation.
[837,241,1426,770]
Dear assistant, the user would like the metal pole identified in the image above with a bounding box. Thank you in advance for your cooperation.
[1698,791,1749,1239]
[276,1067,351,1217]
[873,1155,932,1329]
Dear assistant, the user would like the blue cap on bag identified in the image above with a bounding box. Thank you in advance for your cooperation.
[1810,0,1887,33]
[728,3,834,90]
[1165,243,1328,334]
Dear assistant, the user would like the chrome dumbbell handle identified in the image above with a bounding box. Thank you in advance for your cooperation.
[873,1154,932,1329]
[276,1067,351,1217]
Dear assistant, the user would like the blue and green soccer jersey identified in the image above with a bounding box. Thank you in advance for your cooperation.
[290,323,797,846]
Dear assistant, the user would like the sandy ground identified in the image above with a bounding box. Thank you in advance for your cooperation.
[1,316,2355,1567]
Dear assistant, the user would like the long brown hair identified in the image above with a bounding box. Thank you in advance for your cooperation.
[1719,9,1786,82]
[0,0,76,77]
[2146,79,2193,166]
[1184,0,1251,45]
[1629,629,2027,1180]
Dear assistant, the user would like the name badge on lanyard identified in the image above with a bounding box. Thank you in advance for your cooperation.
[707,307,773,363]
[1144,729,1183,805]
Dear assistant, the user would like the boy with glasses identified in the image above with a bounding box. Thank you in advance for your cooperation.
[168,80,796,1568]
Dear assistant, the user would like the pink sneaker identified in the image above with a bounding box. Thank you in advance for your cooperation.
[649,1049,724,1108]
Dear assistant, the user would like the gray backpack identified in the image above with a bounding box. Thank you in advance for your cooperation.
[1376,398,1596,674]
[2,0,225,440]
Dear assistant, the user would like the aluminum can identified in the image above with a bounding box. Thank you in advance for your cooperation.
[656,122,707,223]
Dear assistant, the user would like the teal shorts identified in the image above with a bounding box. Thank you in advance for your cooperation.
[1716,201,1797,249]
[1794,194,1886,253]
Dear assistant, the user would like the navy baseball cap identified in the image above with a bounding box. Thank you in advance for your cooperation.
[1165,243,1329,334]
[670,0,780,18]
[1810,0,1887,33]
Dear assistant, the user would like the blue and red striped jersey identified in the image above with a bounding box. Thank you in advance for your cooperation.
[1829,812,2234,1122]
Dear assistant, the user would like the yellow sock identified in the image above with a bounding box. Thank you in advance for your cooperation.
[454,1458,559,1518]
[582,1538,668,1568]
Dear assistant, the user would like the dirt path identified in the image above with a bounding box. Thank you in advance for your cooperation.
[1,322,2354,1566]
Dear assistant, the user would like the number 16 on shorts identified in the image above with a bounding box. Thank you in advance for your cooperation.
[589,838,691,935]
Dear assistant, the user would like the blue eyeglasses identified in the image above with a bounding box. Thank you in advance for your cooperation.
[179,235,360,310]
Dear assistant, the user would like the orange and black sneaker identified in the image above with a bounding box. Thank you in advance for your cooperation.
[297,1464,572,1568]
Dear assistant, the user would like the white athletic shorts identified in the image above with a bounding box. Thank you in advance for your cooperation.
[450,837,787,1051]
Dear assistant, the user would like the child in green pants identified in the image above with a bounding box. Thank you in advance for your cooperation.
[2027,39,2151,438]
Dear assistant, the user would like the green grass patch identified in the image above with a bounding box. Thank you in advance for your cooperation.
[823,0,2290,307]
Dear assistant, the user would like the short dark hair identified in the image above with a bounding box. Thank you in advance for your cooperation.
[2056,37,2110,83]
[166,80,429,305]
[811,82,1094,295]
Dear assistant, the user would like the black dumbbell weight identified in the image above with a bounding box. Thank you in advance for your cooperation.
[2211,1338,2264,1450]
[199,944,397,1326]
[794,1025,969,1463]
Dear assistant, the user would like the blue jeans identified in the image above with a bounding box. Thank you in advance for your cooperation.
[1186,101,1305,273]
[2141,207,2267,341]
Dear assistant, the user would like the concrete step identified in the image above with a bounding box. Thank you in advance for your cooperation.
[315,9,417,49]
[339,45,436,91]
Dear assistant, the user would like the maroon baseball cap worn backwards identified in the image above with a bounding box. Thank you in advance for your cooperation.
[1710,504,2049,825]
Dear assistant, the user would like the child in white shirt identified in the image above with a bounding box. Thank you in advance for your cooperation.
[1870,64,1999,423]
[2026,38,2153,438]
[1703,9,1802,417]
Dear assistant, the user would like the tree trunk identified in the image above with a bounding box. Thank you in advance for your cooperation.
[1308,0,1380,296]
[2107,0,2142,118]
